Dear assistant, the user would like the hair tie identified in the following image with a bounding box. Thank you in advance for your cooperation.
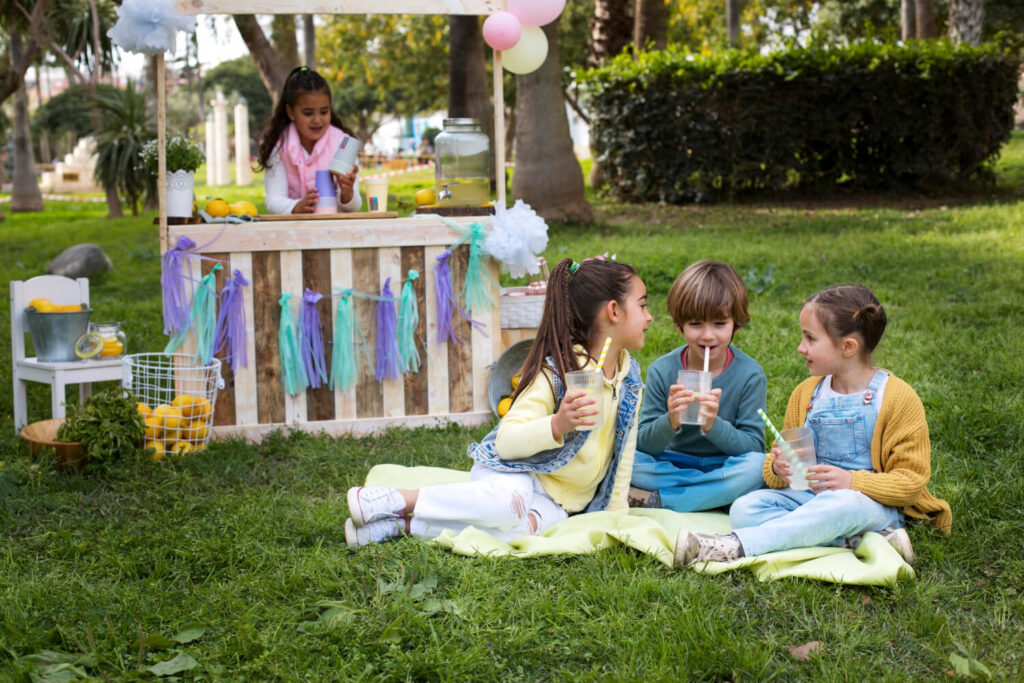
[568,261,580,276]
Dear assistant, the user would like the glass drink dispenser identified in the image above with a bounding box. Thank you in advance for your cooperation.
[434,118,491,206]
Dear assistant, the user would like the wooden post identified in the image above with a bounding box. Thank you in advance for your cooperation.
[493,48,506,208]
[157,54,168,254]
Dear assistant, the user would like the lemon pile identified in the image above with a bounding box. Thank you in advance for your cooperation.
[140,394,213,460]
[27,298,83,313]
[205,198,258,217]
[496,373,522,418]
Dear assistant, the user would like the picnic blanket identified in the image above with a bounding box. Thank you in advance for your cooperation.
[364,464,915,586]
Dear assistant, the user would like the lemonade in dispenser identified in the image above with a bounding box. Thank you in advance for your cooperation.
[434,118,491,207]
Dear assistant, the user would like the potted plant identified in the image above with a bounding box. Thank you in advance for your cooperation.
[140,135,204,218]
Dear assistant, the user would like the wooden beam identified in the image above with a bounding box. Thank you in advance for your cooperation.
[175,0,500,14]
[157,54,168,254]
[493,48,506,207]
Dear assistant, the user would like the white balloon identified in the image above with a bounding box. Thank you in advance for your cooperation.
[502,26,548,75]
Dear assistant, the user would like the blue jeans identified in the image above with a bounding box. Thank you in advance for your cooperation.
[729,487,904,557]
[631,449,767,512]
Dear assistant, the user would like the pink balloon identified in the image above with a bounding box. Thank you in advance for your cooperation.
[507,0,566,27]
[483,11,522,51]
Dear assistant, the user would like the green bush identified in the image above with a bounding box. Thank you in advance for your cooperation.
[582,40,1021,202]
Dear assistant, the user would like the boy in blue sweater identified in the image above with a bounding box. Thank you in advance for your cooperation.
[630,261,767,512]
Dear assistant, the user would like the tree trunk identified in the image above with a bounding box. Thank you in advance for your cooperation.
[588,0,634,189]
[513,22,591,223]
[272,15,300,72]
[726,0,741,46]
[303,15,316,67]
[9,30,44,213]
[634,0,668,51]
[915,0,937,38]
[0,0,46,105]
[948,0,985,45]
[234,15,289,104]
[901,0,917,41]
[448,15,495,187]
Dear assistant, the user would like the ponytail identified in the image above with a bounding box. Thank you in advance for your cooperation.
[511,258,638,402]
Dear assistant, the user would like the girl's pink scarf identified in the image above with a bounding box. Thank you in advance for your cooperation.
[278,123,344,199]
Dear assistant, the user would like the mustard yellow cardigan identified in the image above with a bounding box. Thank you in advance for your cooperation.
[762,371,952,532]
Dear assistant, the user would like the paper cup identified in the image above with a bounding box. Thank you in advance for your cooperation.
[314,170,335,198]
[364,178,389,212]
[329,134,361,175]
[676,370,712,426]
[565,369,602,432]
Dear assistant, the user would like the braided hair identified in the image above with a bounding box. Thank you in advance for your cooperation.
[255,66,354,171]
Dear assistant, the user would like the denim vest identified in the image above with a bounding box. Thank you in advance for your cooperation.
[805,369,887,471]
[468,356,643,513]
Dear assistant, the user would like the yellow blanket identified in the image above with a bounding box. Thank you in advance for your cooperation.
[364,464,915,586]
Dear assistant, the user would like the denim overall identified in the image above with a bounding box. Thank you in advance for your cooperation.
[730,370,904,557]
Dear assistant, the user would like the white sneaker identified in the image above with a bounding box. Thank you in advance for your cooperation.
[347,486,405,527]
[880,527,916,565]
[675,529,744,567]
[345,517,405,550]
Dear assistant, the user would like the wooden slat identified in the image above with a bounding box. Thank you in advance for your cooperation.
[352,248,383,418]
[471,259,495,414]
[230,252,258,425]
[253,251,285,424]
[256,212,397,222]
[302,250,335,421]
[330,248,357,420]
[175,0,501,15]
[203,253,236,426]
[280,251,307,424]
[447,245,473,413]
[378,248,405,417]
[423,246,450,415]
[170,215,488,254]
[210,410,494,441]
[401,246,428,416]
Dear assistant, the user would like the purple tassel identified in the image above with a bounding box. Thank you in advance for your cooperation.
[161,235,197,336]
[215,269,249,372]
[300,288,328,389]
[375,278,402,381]
[433,249,487,347]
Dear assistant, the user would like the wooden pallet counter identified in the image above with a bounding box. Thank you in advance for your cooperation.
[170,213,502,440]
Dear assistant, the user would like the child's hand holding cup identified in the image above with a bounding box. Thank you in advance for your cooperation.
[563,370,603,432]
[676,370,712,426]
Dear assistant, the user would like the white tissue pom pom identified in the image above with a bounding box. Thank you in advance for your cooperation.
[484,200,549,278]
[107,0,196,56]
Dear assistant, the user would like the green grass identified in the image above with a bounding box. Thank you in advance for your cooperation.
[1,135,1023,679]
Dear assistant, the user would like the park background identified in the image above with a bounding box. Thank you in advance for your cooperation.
[1,1,1023,679]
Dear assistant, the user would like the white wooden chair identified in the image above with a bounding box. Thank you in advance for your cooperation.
[10,275,123,432]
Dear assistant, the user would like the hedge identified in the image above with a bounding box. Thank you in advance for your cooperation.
[581,41,1022,202]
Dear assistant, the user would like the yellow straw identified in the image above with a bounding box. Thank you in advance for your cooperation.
[596,336,612,369]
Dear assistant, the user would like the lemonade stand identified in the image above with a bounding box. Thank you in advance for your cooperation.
[149,0,527,440]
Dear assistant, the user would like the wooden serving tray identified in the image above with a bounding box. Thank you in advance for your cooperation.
[257,211,398,222]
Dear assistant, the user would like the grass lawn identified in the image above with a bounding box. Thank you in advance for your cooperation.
[1,135,1023,679]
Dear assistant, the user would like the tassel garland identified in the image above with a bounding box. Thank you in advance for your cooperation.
[397,270,421,374]
[214,269,249,372]
[299,289,328,389]
[278,293,309,396]
[374,278,403,382]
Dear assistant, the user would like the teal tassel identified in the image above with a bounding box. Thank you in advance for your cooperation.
[461,221,496,314]
[164,263,222,361]
[278,293,308,396]
[397,270,421,374]
[330,290,358,392]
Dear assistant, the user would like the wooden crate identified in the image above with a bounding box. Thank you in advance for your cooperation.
[172,215,501,440]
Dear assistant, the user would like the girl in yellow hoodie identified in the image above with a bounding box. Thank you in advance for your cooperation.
[676,285,951,567]
[345,258,653,548]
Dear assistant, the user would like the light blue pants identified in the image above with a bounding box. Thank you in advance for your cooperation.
[631,449,767,512]
[730,487,904,557]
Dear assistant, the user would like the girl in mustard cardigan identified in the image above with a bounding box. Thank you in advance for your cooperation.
[675,285,951,567]
[344,258,652,548]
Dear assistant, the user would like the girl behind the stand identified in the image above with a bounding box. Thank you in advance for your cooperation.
[344,258,653,547]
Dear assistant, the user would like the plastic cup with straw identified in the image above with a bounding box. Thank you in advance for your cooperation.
[756,408,813,490]
[565,337,611,432]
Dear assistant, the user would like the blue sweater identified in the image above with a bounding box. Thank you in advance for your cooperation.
[637,344,766,458]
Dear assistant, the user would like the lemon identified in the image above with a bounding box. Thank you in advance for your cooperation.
[190,397,213,422]
[74,332,104,359]
[145,440,165,461]
[152,404,184,432]
[99,339,123,356]
[183,419,210,442]
[228,200,258,216]
[205,198,230,218]
[170,441,194,456]
[53,304,83,312]
[137,402,152,418]
[497,396,513,418]
[144,416,163,440]
[28,298,56,313]
[414,188,437,206]
[510,374,522,390]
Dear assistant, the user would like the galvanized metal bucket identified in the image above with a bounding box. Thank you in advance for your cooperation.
[25,307,91,362]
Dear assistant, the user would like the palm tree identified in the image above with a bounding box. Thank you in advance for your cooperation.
[949,0,986,45]
[512,22,591,222]
[9,32,43,212]
[93,81,153,216]
[634,0,667,50]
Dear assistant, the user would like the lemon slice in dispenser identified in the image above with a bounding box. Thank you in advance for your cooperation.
[74,332,104,359]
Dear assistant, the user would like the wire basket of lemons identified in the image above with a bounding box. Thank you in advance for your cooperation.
[122,353,224,460]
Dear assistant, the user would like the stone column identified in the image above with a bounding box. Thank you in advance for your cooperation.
[234,101,252,186]
[212,92,231,186]
[205,113,219,188]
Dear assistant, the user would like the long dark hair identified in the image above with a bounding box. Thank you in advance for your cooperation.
[805,284,887,353]
[255,66,353,171]
[511,258,639,403]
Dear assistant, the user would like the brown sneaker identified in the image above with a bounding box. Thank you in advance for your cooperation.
[880,527,916,565]
[628,487,659,508]
[675,529,743,567]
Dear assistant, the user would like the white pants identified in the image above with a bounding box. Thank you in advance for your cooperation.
[410,462,569,542]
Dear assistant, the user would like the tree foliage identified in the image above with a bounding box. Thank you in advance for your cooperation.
[31,83,118,141]
[201,57,274,134]
[92,81,153,215]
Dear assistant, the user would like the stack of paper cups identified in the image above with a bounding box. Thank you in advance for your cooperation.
[329,134,361,175]
[314,170,336,214]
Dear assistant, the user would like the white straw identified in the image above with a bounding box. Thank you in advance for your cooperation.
[703,345,710,373]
